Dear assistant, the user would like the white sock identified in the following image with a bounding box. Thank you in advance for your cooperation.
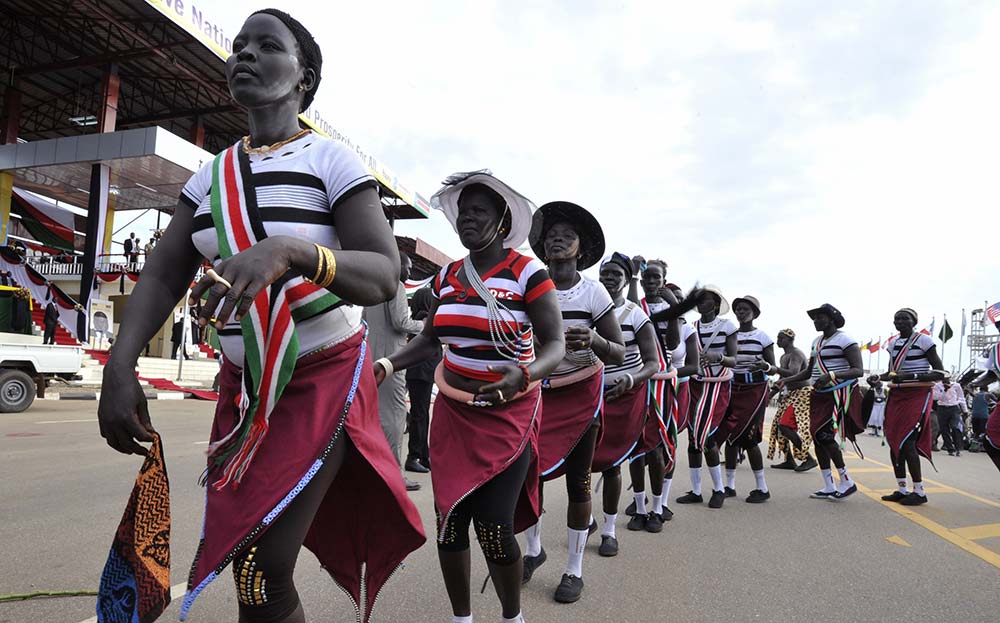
[689,468,702,495]
[662,477,673,503]
[602,513,616,538]
[753,469,768,493]
[651,494,662,513]
[708,464,723,492]
[525,520,542,557]
[897,479,909,494]
[837,467,854,491]
[565,527,588,578]
[725,468,736,490]
[452,616,473,623]
[501,613,524,623]
[820,469,835,493]
[634,492,647,515]
[914,481,925,496]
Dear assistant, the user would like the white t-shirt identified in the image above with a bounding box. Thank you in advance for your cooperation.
[604,300,651,383]
[694,317,737,378]
[886,333,936,375]
[551,274,614,379]
[809,331,858,381]
[673,322,695,376]
[733,328,775,374]
[180,134,375,364]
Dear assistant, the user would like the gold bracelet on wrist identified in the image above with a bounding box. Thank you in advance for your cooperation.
[310,243,338,288]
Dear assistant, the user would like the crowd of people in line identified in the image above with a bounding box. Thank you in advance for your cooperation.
[94,10,1000,623]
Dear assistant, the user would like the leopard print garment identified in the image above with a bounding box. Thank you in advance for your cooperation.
[767,386,814,461]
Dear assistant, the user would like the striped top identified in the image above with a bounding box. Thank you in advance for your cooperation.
[886,332,935,375]
[733,328,774,374]
[644,299,673,368]
[809,331,858,381]
[180,134,376,364]
[551,274,615,380]
[431,250,554,381]
[694,317,737,378]
[604,300,651,383]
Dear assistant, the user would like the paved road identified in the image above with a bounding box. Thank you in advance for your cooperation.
[2,402,999,623]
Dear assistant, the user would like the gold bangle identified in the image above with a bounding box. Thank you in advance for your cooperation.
[311,242,327,283]
[830,370,838,383]
[316,246,337,288]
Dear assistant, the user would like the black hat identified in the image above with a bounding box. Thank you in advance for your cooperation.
[807,303,845,328]
[601,251,633,280]
[529,201,605,270]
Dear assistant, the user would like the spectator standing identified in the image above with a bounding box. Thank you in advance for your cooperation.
[170,311,190,360]
[43,299,59,344]
[129,239,141,267]
[363,252,424,490]
[123,233,135,263]
[143,238,155,259]
[933,379,968,456]
[971,386,993,439]
[403,287,439,473]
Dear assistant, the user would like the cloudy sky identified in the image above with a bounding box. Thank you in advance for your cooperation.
[182,0,999,369]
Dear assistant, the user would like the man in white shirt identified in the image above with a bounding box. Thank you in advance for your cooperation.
[933,379,968,456]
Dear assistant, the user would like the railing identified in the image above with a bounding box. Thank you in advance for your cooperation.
[26,254,146,276]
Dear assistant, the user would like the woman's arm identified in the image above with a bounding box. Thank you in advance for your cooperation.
[633,323,661,384]
[375,299,443,381]
[675,332,700,378]
[589,311,626,365]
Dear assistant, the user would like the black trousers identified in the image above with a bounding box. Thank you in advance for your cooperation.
[43,323,57,344]
[936,406,963,452]
[406,378,432,464]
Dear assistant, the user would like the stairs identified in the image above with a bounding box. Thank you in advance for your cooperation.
[29,297,79,346]
[82,348,219,400]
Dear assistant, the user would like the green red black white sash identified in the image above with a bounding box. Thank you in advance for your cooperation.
[812,335,854,444]
[205,145,342,489]
[889,332,922,374]
[641,298,672,450]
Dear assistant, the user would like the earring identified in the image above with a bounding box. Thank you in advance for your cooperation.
[298,84,305,92]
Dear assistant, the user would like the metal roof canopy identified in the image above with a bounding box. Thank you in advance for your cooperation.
[0,126,209,212]
[0,0,427,219]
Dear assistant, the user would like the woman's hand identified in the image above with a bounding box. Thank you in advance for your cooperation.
[565,326,594,351]
[474,365,526,405]
[98,363,155,455]
[604,376,630,401]
[190,237,296,329]
[866,374,881,385]
[749,360,770,373]
[699,351,720,367]
[814,372,832,389]
[374,361,388,386]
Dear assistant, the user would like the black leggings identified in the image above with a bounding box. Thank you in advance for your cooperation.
[686,430,720,468]
[231,435,348,623]
[437,447,531,564]
[813,421,846,470]
[629,449,664,496]
[539,424,599,530]
[890,435,922,482]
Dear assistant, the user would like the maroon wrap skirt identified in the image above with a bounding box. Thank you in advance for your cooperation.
[593,384,648,472]
[675,379,691,433]
[539,368,604,481]
[182,332,426,623]
[719,382,769,447]
[884,384,934,460]
[986,401,1000,450]
[809,383,864,443]
[687,378,731,451]
[430,387,541,538]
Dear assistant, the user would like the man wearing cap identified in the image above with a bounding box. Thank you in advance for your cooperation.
[767,329,818,471]
[783,304,865,500]
[675,286,738,509]
[718,295,775,503]
[868,308,945,505]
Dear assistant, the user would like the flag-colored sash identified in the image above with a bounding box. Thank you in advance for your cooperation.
[205,145,342,489]
[812,334,854,445]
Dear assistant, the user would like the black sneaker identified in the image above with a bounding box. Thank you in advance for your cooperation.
[624,497,649,516]
[554,574,584,603]
[645,511,663,533]
[598,535,618,557]
[724,486,737,498]
[588,518,598,536]
[746,489,771,503]
[521,548,546,584]
[830,484,857,501]
[809,490,835,499]
[900,492,928,506]
[626,513,647,531]
[794,457,818,472]
[676,491,703,504]
[947,450,955,456]
[660,505,674,521]
[708,490,726,509]
[881,490,908,502]
[771,457,797,470]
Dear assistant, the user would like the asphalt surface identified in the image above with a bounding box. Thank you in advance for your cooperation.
[2,402,999,623]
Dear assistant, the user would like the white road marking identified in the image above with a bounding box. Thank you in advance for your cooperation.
[35,418,98,424]
[78,582,187,623]
[193,440,209,445]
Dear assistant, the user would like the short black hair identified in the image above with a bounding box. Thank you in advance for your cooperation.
[252,8,322,112]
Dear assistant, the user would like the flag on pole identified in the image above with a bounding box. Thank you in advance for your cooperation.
[859,341,869,353]
[961,309,967,337]
[920,318,935,337]
[986,301,1000,325]
[938,319,954,343]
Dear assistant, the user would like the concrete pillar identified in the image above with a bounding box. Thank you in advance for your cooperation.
[1,86,21,246]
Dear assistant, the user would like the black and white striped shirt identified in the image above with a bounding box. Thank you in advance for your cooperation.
[604,300,650,383]
[180,134,376,364]
[695,317,737,378]
[551,275,614,379]
[733,328,774,374]
[810,331,858,381]
[887,333,936,375]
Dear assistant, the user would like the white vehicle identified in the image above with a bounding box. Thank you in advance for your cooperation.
[0,341,83,412]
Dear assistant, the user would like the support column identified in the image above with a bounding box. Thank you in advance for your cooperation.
[1,85,21,246]
[190,115,205,148]
[80,65,120,333]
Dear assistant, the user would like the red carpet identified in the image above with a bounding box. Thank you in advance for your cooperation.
[85,349,219,401]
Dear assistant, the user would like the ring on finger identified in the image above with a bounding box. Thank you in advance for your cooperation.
[205,268,232,289]
[496,389,506,403]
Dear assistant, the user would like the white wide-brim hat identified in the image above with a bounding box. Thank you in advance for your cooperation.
[430,170,535,249]
[701,284,730,316]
